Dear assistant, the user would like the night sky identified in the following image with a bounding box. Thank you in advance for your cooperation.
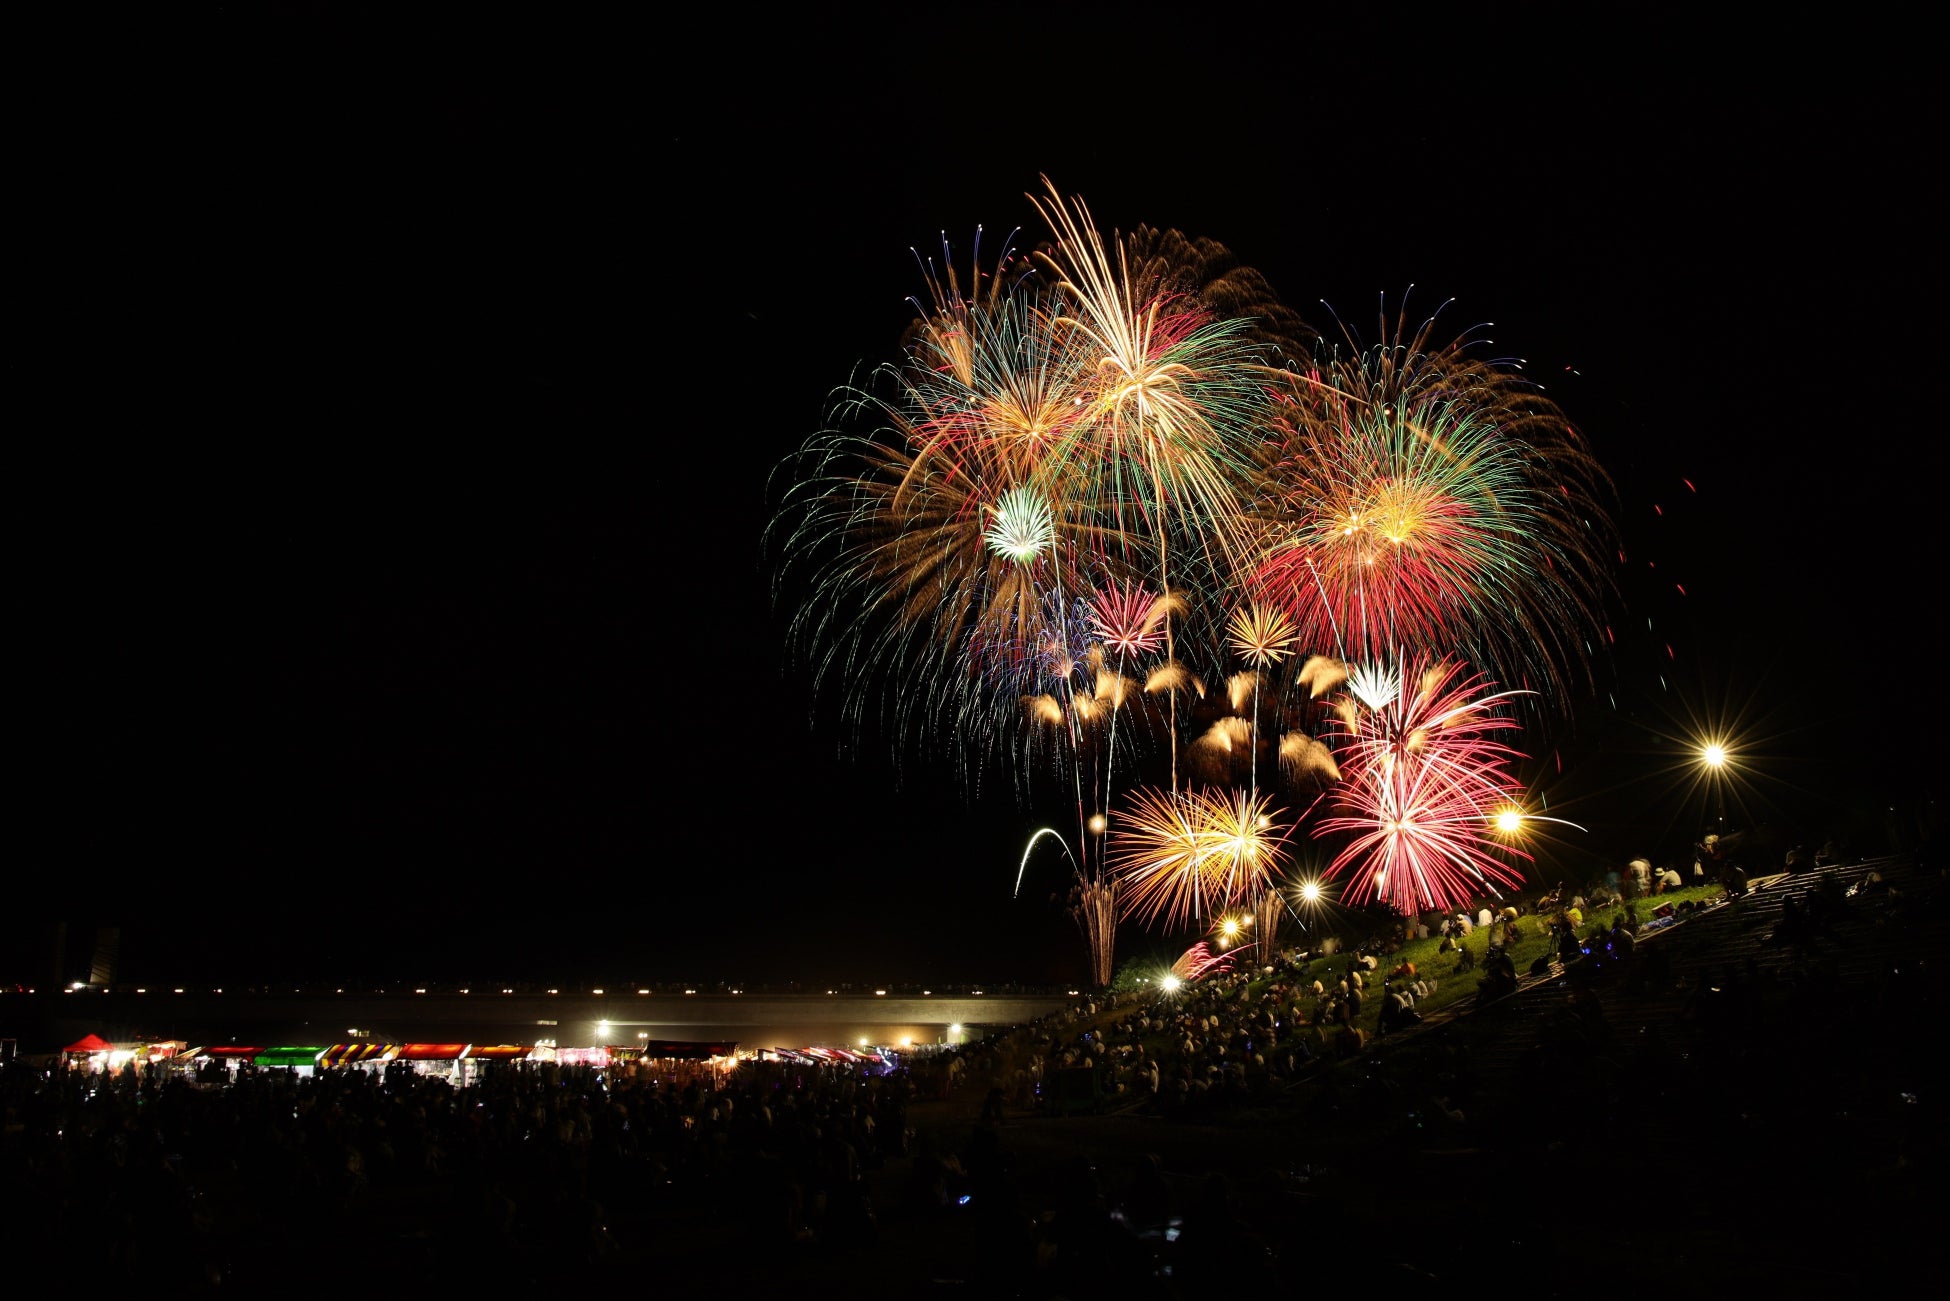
[13,10,1937,991]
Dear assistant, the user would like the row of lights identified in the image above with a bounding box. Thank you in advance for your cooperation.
[46,984,1050,998]
[592,1019,967,1047]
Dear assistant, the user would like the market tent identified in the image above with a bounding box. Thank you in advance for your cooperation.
[63,1034,109,1054]
[393,1043,468,1060]
[768,1046,876,1065]
[464,1045,532,1061]
[253,1047,328,1068]
[638,1041,738,1060]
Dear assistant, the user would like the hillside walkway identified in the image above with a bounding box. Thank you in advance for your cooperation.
[640,852,1943,1295]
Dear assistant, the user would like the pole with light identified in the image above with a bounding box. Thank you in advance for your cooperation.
[1700,741,1728,831]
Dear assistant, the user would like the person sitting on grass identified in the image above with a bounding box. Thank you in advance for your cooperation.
[1378,988,1422,1036]
[1609,917,1636,962]
[1557,922,1583,968]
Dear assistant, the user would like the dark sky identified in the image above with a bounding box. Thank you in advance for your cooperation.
[13,9,1939,990]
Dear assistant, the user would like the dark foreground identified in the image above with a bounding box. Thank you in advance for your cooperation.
[2,854,1940,1298]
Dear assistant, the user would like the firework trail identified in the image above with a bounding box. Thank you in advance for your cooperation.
[1014,827,1118,987]
[1227,599,1298,793]
[1253,887,1284,967]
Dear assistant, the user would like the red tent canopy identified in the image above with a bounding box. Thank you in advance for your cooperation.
[63,1034,110,1053]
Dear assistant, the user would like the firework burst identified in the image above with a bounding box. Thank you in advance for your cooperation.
[1245,309,1616,706]
[1169,940,1237,983]
[1228,600,1299,669]
[770,235,1134,782]
[1029,181,1281,572]
[1280,731,1340,783]
[1086,581,1176,657]
[1111,785,1293,930]
[984,486,1057,563]
[1186,716,1257,788]
[1315,659,1533,914]
[773,193,1624,971]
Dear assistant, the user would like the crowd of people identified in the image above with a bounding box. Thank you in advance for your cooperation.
[0,1047,924,1285]
[4,837,1932,1295]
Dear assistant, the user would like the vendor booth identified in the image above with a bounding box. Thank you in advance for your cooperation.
[321,1043,392,1071]
[456,1044,531,1087]
[252,1046,328,1076]
[630,1040,740,1088]
[60,1033,111,1072]
[389,1043,469,1080]
[190,1046,328,1079]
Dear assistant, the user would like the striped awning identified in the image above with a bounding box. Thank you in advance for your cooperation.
[321,1043,390,1067]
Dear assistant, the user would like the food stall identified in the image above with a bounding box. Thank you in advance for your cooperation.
[252,1046,328,1076]
[189,1045,328,1078]
[60,1033,111,1072]
[631,1040,740,1089]
[388,1043,469,1081]
[320,1042,394,1073]
[192,1045,262,1081]
[546,1044,611,1069]
[456,1043,531,1087]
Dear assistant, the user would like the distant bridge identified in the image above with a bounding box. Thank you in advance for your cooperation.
[1,989,1078,1053]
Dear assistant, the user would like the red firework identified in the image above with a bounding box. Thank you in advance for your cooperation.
[1242,321,1615,705]
[1169,941,1236,983]
[1085,581,1174,657]
[1314,660,1532,914]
